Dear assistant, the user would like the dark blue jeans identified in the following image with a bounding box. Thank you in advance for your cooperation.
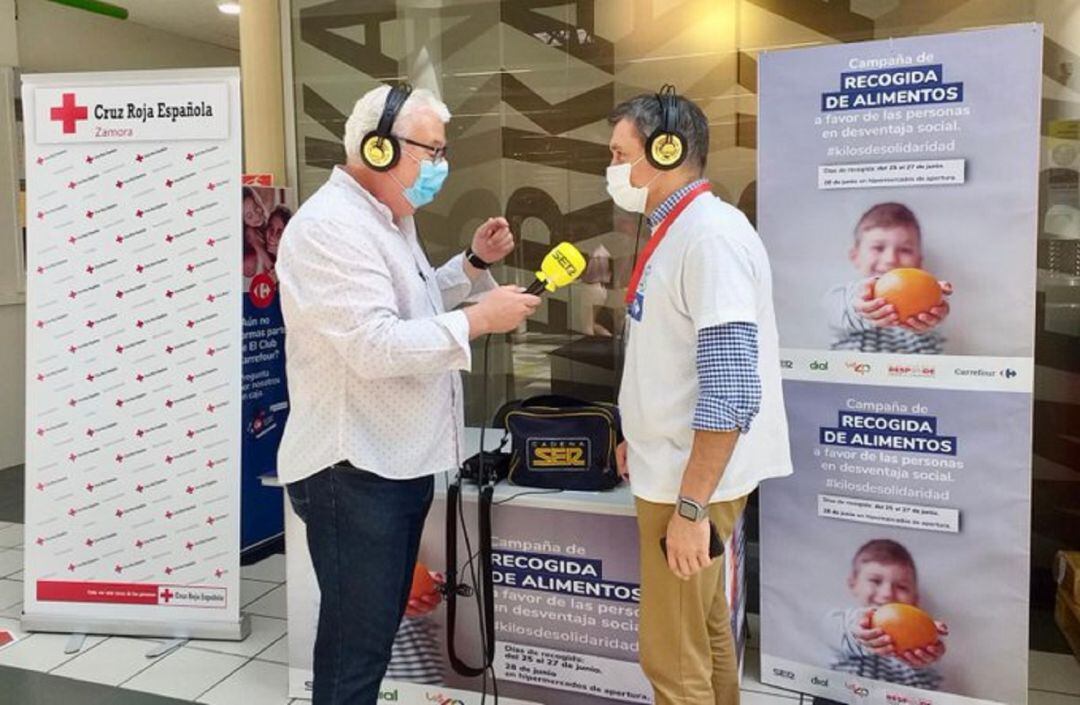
[287,464,434,705]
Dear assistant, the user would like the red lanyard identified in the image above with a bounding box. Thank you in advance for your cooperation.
[624,181,712,304]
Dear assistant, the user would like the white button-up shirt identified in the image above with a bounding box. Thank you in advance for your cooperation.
[275,167,494,484]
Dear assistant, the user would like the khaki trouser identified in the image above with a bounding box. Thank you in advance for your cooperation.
[635,495,748,705]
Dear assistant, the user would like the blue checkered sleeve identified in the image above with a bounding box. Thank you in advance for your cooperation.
[694,322,761,433]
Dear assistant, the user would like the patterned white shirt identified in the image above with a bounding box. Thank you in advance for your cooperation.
[275,167,494,484]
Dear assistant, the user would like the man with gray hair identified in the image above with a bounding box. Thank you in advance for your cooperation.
[609,88,792,704]
[275,83,540,705]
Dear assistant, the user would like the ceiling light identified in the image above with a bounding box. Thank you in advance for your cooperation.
[217,2,240,15]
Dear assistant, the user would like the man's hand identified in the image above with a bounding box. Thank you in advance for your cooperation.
[471,217,515,266]
[465,285,540,337]
[616,441,628,480]
[664,514,712,580]
[852,608,896,655]
[854,278,900,328]
[900,281,952,333]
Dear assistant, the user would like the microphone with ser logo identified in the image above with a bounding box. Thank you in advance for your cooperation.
[524,242,587,296]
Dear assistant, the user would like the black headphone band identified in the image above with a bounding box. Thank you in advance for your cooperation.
[656,84,678,135]
[375,83,413,139]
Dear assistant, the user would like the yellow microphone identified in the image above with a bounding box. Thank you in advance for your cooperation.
[525,242,586,295]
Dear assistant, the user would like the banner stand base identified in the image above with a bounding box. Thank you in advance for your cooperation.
[20,612,251,642]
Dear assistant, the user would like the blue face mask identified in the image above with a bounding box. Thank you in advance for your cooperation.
[398,156,449,208]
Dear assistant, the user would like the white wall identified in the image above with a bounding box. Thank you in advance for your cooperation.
[0,0,239,470]
[16,0,239,73]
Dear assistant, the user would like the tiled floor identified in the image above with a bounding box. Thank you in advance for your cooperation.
[0,521,1076,704]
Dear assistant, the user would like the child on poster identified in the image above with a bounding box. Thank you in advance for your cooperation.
[825,203,953,354]
[824,539,949,690]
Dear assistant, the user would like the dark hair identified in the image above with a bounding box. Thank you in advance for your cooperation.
[855,203,921,242]
[267,205,290,225]
[852,539,917,579]
[242,186,256,203]
[608,90,710,172]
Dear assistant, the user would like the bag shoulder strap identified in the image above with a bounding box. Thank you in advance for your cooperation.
[520,394,593,409]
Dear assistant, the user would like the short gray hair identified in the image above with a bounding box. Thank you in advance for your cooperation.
[343,85,451,163]
[608,91,709,172]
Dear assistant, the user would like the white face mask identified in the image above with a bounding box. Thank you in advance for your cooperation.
[605,156,656,213]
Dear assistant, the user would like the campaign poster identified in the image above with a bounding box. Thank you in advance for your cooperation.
[286,485,746,703]
[758,25,1041,705]
[21,68,245,639]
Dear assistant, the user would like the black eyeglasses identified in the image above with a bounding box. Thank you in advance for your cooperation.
[396,135,448,163]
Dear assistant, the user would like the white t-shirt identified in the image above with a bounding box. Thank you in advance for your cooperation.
[619,194,793,504]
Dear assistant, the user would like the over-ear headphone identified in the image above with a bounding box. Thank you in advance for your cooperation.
[645,84,687,171]
[360,82,413,172]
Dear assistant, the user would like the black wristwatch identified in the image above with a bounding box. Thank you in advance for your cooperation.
[465,247,491,270]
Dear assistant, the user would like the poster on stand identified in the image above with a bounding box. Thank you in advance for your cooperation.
[240,185,291,550]
[285,485,746,703]
[21,68,246,639]
[757,25,1041,705]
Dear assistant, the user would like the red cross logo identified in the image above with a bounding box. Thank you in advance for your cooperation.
[160,588,174,602]
[50,93,88,134]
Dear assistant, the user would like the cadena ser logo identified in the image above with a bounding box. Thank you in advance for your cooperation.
[528,438,590,471]
[552,249,579,276]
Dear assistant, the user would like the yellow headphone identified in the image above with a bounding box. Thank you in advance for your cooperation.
[645,84,687,171]
[360,83,413,172]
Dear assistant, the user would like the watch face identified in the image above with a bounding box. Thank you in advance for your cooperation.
[678,501,699,521]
